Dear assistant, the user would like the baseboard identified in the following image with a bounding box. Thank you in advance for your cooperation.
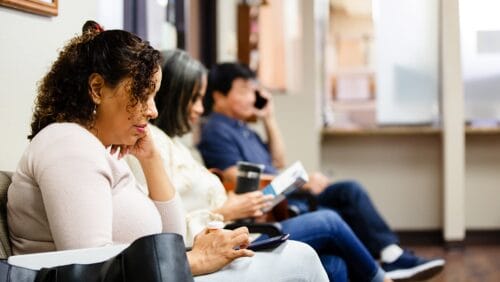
[395,229,500,246]
[396,230,443,246]
[465,230,500,245]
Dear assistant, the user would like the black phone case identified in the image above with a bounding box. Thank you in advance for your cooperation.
[247,234,290,251]
[254,90,268,109]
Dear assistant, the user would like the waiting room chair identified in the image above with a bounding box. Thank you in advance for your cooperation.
[0,171,128,269]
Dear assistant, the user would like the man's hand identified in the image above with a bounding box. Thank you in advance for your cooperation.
[253,88,274,119]
[303,172,330,195]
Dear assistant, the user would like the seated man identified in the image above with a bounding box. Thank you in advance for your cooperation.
[198,62,445,281]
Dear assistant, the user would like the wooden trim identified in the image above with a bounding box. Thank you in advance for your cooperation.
[395,229,500,246]
[0,0,58,16]
[321,125,500,136]
[465,230,500,245]
[396,230,444,246]
[444,240,465,250]
[465,126,500,135]
[322,126,441,136]
[237,3,251,65]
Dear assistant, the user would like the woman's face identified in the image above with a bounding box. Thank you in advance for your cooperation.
[93,68,162,146]
[188,74,207,125]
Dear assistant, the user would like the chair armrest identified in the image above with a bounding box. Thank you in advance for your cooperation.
[207,168,225,182]
[225,220,283,237]
[8,244,129,270]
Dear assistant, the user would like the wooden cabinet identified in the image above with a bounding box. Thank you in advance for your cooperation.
[237,3,259,70]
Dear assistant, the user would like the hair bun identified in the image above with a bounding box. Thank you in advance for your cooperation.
[82,20,104,34]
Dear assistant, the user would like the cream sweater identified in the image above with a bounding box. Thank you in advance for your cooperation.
[7,123,185,255]
[127,125,227,246]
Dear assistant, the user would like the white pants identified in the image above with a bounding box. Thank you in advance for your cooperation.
[194,240,328,282]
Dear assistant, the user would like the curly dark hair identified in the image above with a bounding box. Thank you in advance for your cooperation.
[154,50,207,137]
[29,20,161,140]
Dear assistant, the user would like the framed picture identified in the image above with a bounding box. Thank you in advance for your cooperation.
[0,0,58,16]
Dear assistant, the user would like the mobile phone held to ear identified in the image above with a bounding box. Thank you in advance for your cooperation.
[247,234,290,251]
[254,90,268,109]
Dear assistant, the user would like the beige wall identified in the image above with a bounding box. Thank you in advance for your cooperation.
[321,135,443,229]
[0,2,98,171]
[465,135,500,229]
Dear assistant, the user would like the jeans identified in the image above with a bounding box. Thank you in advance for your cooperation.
[280,210,384,282]
[288,180,399,258]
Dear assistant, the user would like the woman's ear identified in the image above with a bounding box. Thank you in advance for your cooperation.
[88,73,105,104]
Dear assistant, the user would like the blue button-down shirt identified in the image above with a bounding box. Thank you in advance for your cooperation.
[198,113,278,174]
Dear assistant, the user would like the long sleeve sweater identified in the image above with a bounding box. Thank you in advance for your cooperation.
[127,125,227,247]
[7,123,185,255]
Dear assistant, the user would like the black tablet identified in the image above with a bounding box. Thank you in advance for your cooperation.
[247,234,290,251]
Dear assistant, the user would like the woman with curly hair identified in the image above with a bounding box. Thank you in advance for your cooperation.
[6,21,328,281]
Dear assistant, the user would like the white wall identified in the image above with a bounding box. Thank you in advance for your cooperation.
[146,0,166,50]
[97,0,123,30]
[0,1,98,171]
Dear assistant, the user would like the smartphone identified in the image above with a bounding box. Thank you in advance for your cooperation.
[254,90,268,109]
[247,234,290,251]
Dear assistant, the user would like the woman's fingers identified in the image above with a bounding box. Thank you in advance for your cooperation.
[231,231,250,243]
[253,210,264,217]
[253,194,274,209]
[239,191,274,216]
[230,226,249,237]
[119,146,131,159]
[230,233,251,251]
[247,190,263,197]
[109,144,132,159]
[231,248,254,259]
[228,227,250,245]
[247,191,273,204]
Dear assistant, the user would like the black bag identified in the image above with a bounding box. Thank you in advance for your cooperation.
[0,261,37,282]
[0,233,193,282]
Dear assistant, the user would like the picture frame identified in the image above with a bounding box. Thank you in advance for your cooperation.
[0,0,58,16]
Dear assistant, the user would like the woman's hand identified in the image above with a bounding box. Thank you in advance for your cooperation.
[128,126,158,161]
[110,125,157,161]
[109,144,129,159]
[213,191,274,221]
[111,125,175,201]
[187,227,254,276]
